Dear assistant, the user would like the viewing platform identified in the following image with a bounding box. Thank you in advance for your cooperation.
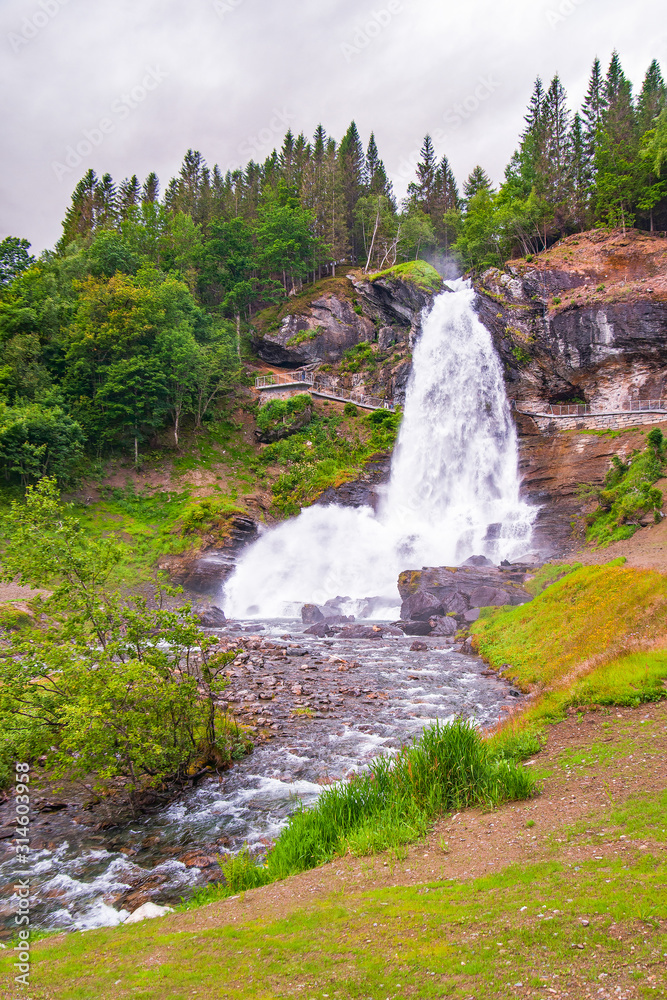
[254,371,396,412]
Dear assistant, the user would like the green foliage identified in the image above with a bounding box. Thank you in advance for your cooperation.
[285,326,321,347]
[0,604,33,633]
[340,341,376,373]
[369,260,442,292]
[583,435,666,545]
[256,393,312,430]
[0,237,35,287]
[180,496,244,535]
[511,343,532,366]
[203,719,534,899]
[343,401,358,417]
[263,406,401,515]
[0,480,248,804]
[0,402,84,485]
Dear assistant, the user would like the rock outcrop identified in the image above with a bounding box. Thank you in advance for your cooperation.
[475,229,667,412]
[397,563,532,635]
[158,514,259,597]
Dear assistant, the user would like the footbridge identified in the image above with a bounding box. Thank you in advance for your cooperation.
[513,399,667,431]
[254,370,396,412]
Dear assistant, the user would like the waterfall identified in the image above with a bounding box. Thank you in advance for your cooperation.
[225,281,535,618]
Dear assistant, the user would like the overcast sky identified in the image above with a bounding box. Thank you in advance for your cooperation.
[2,0,665,253]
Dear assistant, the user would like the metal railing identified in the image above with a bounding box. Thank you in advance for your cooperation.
[513,399,667,417]
[255,371,315,389]
[254,370,395,411]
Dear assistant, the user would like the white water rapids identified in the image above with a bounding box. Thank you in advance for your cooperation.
[226,281,536,618]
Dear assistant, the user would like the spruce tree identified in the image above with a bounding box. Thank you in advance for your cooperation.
[637,60,666,135]
[338,122,365,261]
[142,172,160,204]
[119,176,140,219]
[407,135,438,214]
[463,165,493,200]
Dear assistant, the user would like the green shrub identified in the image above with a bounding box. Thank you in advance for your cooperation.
[256,394,313,434]
[343,402,358,417]
[0,605,33,632]
[583,434,666,545]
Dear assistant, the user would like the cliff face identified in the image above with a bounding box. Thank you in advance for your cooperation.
[475,230,667,556]
[252,264,442,406]
[475,229,667,411]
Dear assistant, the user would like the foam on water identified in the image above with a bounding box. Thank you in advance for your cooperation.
[225,281,535,618]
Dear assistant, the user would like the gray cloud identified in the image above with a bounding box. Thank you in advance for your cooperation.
[1,0,663,252]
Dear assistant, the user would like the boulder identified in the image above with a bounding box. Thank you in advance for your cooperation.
[195,606,227,628]
[428,615,458,637]
[464,608,481,623]
[399,620,432,637]
[410,640,428,651]
[400,591,445,621]
[301,604,324,624]
[304,622,332,637]
[336,624,391,639]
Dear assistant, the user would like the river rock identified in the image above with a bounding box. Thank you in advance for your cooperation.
[398,620,432,636]
[400,591,445,621]
[428,615,458,637]
[301,604,324,624]
[336,625,389,639]
[195,607,227,628]
[410,640,428,651]
[304,621,332,637]
[123,902,174,924]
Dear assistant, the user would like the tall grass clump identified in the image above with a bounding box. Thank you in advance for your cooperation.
[196,720,534,904]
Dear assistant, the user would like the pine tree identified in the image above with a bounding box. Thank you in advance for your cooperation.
[279,130,296,188]
[637,60,666,135]
[338,122,365,261]
[93,173,117,229]
[541,75,572,212]
[567,113,590,229]
[142,172,160,204]
[406,135,438,214]
[581,57,606,152]
[463,166,493,200]
[119,176,140,219]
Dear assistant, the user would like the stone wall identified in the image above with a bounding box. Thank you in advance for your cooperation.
[525,411,667,433]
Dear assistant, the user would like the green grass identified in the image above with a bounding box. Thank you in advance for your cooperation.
[471,562,667,690]
[184,719,535,906]
[523,561,584,597]
[369,259,443,293]
[9,786,667,999]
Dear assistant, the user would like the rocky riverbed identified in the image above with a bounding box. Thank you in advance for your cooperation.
[0,621,524,936]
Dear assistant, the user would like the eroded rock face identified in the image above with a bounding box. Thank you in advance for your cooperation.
[158,515,259,597]
[253,272,440,371]
[475,229,667,411]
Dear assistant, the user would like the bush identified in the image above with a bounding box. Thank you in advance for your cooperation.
[343,402,358,417]
[583,434,666,545]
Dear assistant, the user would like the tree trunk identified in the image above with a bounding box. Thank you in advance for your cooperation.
[134,436,139,467]
[236,313,241,359]
[174,409,180,449]
[365,202,381,273]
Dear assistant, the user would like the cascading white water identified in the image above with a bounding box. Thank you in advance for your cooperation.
[225,280,535,618]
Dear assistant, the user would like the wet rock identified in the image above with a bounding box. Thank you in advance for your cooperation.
[336,625,388,639]
[124,902,174,924]
[463,555,495,567]
[410,640,428,652]
[301,604,324,624]
[398,565,532,622]
[195,607,227,628]
[401,591,445,621]
[428,616,458,637]
[177,852,218,869]
[399,620,432,636]
[304,622,332,637]
[158,515,259,596]
[464,608,481,623]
